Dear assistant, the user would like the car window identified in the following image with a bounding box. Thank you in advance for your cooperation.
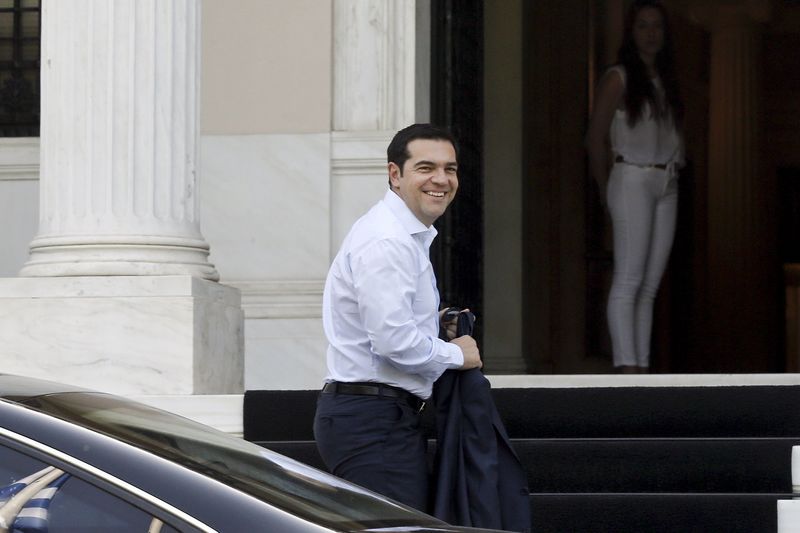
[23,392,447,531]
[0,443,181,533]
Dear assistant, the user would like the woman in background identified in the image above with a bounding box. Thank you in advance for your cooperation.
[586,0,684,374]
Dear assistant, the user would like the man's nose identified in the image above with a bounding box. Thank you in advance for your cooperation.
[431,168,447,183]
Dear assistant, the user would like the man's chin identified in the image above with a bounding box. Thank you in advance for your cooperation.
[424,208,448,223]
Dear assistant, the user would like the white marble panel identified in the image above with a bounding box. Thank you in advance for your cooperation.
[0,138,39,178]
[0,138,40,278]
[331,130,392,162]
[132,393,244,436]
[229,280,323,320]
[330,130,393,253]
[331,174,388,253]
[0,180,38,277]
[778,499,800,533]
[244,317,327,390]
[0,276,243,395]
[201,134,331,281]
[0,276,240,301]
[194,285,245,393]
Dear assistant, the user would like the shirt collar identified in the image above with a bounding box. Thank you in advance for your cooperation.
[383,189,438,245]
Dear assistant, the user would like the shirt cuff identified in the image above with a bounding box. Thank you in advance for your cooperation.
[433,338,464,369]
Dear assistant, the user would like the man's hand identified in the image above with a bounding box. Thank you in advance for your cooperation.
[439,308,457,340]
[451,335,482,370]
[439,307,471,340]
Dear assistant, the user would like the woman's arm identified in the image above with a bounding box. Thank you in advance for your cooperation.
[586,69,625,199]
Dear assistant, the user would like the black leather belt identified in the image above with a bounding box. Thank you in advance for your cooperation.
[615,155,667,170]
[322,381,426,413]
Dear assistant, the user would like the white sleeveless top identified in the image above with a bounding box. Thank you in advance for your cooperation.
[608,65,683,167]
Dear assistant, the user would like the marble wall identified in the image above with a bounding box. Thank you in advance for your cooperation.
[0,0,424,394]
[194,0,424,391]
[201,0,332,135]
[0,139,40,277]
[0,131,390,392]
[201,134,332,280]
[201,133,333,390]
[0,276,243,395]
[200,131,390,390]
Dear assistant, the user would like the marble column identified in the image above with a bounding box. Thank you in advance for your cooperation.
[0,0,243,395]
[330,0,420,248]
[332,0,417,133]
[21,0,217,280]
[698,3,777,368]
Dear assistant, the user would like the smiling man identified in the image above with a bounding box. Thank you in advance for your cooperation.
[313,124,482,511]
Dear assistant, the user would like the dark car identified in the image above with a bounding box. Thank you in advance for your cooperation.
[0,374,502,532]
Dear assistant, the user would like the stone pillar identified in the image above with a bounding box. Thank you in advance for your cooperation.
[21,0,217,280]
[696,2,778,369]
[330,0,420,248]
[0,0,243,395]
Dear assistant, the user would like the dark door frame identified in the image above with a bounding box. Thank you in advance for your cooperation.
[429,0,486,352]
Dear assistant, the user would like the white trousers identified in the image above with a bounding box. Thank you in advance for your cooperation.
[606,163,678,367]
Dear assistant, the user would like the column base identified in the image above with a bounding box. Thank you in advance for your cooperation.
[0,276,243,395]
[20,236,220,281]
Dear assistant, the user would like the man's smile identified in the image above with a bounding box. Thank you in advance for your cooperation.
[389,138,459,226]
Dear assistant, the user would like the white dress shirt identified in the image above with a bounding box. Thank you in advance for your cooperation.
[322,189,464,399]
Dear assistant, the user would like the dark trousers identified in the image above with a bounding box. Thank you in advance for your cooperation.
[313,390,428,511]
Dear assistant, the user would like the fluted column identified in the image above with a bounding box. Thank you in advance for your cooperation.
[700,3,777,368]
[22,0,218,280]
[0,0,242,396]
[708,8,761,279]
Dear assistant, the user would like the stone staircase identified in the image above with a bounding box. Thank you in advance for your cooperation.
[243,384,800,532]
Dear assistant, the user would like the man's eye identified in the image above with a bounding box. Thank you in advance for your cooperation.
[417,167,432,172]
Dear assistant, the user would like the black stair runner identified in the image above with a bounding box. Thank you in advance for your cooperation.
[244,385,800,532]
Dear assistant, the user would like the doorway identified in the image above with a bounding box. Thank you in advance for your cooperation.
[431,0,792,374]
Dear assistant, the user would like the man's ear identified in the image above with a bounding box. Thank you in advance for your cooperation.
[388,162,402,189]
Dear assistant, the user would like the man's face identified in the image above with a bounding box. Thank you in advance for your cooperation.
[389,139,458,227]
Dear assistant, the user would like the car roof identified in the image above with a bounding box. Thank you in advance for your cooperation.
[0,375,505,533]
[0,373,92,400]
[0,397,333,532]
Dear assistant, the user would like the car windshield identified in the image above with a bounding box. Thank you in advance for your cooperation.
[19,392,445,531]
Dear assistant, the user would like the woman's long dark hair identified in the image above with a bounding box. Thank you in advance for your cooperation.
[617,0,683,127]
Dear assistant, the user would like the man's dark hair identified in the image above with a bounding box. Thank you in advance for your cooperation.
[386,124,459,184]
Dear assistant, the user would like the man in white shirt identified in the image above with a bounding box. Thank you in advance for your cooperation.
[313,124,482,511]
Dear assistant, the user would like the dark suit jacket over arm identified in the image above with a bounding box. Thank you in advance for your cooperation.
[432,367,531,532]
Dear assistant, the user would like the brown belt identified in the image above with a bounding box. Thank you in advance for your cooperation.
[322,381,426,413]
[615,155,667,170]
